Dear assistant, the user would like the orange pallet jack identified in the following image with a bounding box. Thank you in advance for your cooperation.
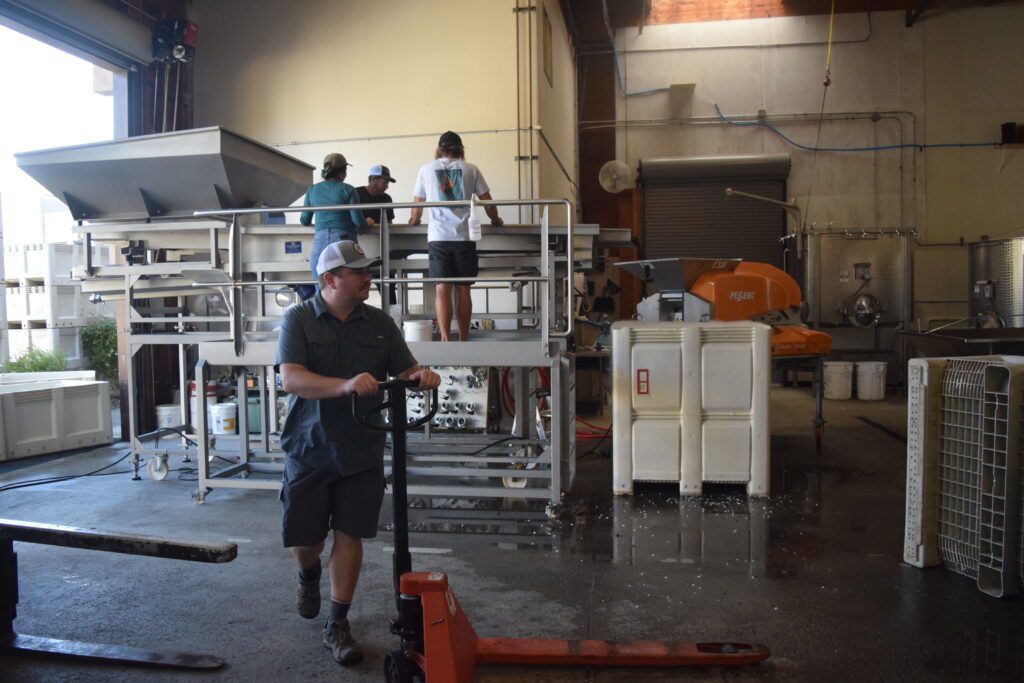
[356,380,770,683]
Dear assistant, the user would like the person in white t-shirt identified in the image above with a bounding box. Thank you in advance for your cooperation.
[409,131,502,341]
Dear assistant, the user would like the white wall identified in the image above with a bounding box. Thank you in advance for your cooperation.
[610,8,1024,326]
[917,6,1024,325]
[535,0,577,225]
[192,0,576,225]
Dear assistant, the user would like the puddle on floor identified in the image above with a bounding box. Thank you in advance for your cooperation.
[377,462,857,581]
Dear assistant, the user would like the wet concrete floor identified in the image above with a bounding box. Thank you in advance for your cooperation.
[1,388,1022,681]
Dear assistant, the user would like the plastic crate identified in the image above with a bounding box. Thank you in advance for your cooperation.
[0,378,112,461]
[23,242,75,281]
[6,328,83,369]
[937,358,989,579]
[611,320,771,497]
[977,363,1022,597]
[25,285,81,326]
[4,242,110,283]
[1019,405,1024,589]
[5,287,26,320]
[904,354,1024,595]
[3,245,26,281]
[904,358,949,568]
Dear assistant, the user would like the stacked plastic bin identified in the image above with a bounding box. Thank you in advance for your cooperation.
[3,242,113,368]
[904,355,1024,597]
[611,320,771,497]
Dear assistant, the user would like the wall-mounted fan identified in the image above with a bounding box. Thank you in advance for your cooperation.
[598,160,634,194]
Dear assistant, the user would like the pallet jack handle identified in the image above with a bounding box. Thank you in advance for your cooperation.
[352,380,438,612]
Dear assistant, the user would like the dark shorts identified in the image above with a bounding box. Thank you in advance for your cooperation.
[280,460,385,547]
[428,241,478,285]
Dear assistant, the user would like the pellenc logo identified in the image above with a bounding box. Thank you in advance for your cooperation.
[729,291,756,302]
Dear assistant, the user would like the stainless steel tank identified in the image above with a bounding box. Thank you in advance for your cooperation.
[969,239,1024,326]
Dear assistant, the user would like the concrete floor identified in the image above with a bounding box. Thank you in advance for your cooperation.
[1,387,1023,681]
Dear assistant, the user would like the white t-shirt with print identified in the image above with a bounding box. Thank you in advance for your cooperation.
[412,158,490,242]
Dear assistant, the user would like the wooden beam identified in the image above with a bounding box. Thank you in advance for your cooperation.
[609,0,920,27]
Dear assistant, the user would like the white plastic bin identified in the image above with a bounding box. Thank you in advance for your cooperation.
[856,361,887,400]
[0,379,112,461]
[823,361,854,400]
[5,287,26,320]
[26,285,81,325]
[611,320,771,497]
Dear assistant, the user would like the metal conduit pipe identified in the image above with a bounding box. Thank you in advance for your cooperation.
[578,110,919,230]
[515,0,524,223]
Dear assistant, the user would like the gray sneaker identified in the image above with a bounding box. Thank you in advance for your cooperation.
[322,617,364,666]
[297,570,321,619]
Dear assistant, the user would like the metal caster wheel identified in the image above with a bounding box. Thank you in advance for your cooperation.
[147,455,169,481]
[383,649,421,683]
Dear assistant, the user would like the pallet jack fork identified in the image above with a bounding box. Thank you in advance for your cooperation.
[356,380,770,683]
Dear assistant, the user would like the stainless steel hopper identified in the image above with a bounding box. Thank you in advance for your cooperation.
[15,127,314,221]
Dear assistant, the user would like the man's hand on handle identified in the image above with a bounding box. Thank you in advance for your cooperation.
[408,368,441,391]
[342,372,380,397]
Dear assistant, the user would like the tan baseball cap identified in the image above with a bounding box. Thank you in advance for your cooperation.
[321,153,352,178]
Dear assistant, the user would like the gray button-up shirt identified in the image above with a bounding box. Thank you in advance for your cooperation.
[276,295,417,475]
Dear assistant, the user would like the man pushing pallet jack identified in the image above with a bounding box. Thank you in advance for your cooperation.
[357,380,770,682]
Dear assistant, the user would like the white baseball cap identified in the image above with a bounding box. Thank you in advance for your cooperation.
[316,240,379,276]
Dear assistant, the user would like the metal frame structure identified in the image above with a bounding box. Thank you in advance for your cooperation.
[188,198,581,509]
[14,129,631,509]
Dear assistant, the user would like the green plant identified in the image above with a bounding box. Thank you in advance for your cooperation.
[2,347,68,373]
[81,319,118,382]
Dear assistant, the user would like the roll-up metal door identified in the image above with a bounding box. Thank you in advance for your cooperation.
[0,0,151,70]
[639,155,790,269]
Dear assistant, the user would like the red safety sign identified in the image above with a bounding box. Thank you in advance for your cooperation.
[636,368,649,395]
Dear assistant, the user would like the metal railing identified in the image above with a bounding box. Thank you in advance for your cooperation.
[193,197,575,355]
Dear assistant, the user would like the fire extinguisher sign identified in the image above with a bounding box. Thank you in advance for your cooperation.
[636,368,650,395]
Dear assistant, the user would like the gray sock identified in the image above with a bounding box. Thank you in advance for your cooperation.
[329,600,350,621]
[299,561,321,582]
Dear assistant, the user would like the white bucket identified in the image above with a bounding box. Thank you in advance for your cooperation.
[189,381,217,430]
[210,402,237,434]
[823,361,855,400]
[403,320,434,342]
[156,404,180,428]
[856,361,887,400]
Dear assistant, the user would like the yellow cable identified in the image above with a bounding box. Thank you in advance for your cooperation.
[825,0,836,76]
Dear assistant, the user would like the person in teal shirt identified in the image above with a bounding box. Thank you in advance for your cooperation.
[300,153,368,298]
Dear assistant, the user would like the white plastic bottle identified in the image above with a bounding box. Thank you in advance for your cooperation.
[468,194,482,241]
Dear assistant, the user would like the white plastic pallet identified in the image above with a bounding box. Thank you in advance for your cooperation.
[611,320,771,497]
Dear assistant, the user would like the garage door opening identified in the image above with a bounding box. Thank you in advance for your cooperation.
[0,23,124,246]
